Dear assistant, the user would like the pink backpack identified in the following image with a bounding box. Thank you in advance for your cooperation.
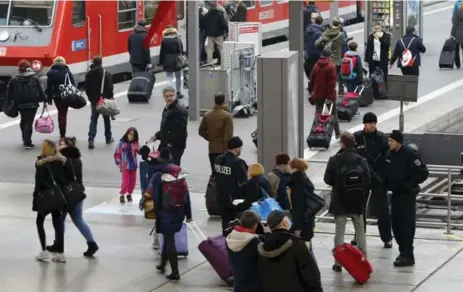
[35,106,54,134]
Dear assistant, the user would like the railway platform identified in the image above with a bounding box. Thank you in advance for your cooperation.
[0,2,463,291]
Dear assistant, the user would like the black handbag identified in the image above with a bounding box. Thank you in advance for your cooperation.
[3,93,18,118]
[35,166,67,215]
[306,192,326,215]
[62,160,86,211]
[59,73,87,109]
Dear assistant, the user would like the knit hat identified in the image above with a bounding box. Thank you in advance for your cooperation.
[275,153,290,165]
[227,136,243,150]
[159,148,171,162]
[389,130,404,144]
[363,112,377,124]
[267,210,291,230]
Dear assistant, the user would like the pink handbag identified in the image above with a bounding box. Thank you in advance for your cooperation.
[35,105,54,134]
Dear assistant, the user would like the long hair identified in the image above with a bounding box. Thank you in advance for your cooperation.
[121,127,139,143]
[41,139,58,156]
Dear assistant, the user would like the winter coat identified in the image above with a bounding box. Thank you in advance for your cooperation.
[258,229,323,292]
[152,164,192,235]
[390,33,426,68]
[7,69,46,109]
[198,104,234,153]
[343,50,364,86]
[324,147,371,215]
[226,226,261,292]
[114,141,140,171]
[200,7,229,37]
[454,0,462,19]
[365,31,391,68]
[305,23,324,59]
[354,129,389,180]
[159,27,185,73]
[46,63,76,101]
[32,154,73,211]
[315,26,345,65]
[60,146,85,191]
[288,171,316,241]
[155,99,189,149]
[309,56,337,103]
[452,9,463,44]
[128,25,151,66]
[235,175,271,212]
[303,4,319,30]
[268,165,291,210]
[84,64,114,103]
[230,1,247,22]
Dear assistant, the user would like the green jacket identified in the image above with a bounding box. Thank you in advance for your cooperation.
[315,26,345,66]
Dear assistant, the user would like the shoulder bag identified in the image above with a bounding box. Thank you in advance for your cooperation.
[96,70,120,116]
[59,73,87,109]
[62,160,86,211]
[35,165,67,215]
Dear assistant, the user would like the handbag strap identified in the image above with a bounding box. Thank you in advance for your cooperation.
[64,73,70,86]
[68,159,77,181]
[177,38,182,54]
[45,164,58,187]
[39,104,49,118]
[100,70,105,95]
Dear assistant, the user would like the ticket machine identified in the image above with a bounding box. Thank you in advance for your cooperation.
[364,0,424,47]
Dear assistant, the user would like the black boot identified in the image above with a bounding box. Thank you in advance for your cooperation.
[46,242,60,253]
[166,272,180,280]
[83,242,99,257]
[60,130,66,139]
[156,264,166,274]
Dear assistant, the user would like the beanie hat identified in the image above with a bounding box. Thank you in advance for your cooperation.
[363,112,377,124]
[275,153,290,165]
[227,136,243,150]
[389,130,404,144]
[159,148,171,162]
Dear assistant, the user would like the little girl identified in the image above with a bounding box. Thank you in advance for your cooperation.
[114,127,140,204]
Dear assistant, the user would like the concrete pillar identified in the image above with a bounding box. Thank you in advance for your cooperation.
[187,1,200,121]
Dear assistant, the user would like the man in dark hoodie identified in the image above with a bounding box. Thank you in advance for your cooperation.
[226,210,262,292]
[7,60,46,149]
[128,20,151,73]
[258,210,323,292]
[304,15,324,79]
[84,56,114,149]
[201,1,229,64]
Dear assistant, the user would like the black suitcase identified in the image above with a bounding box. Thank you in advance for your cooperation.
[307,103,334,149]
[128,71,156,102]
[371,67,387,99]
[205,176,221,216]
[337,87,362,122]
[358,78,374,107]
[439,37,456,69]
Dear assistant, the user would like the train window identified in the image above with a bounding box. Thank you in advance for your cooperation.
[176,0,184,21]
[259,0,273,6]
[7,0,55,26]
[0,1,8,25]
[118,0,137,30]
[277,0,288,2]
[144,0,159,24]
[72,0,85,27]
[243,1,255,9]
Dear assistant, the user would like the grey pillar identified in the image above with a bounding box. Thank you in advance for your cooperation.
[187,1,200,121]
[288,0,304,158]
[329,1,339,20]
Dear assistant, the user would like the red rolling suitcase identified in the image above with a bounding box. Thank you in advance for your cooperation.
[189,223,234,286]
[333,243,372,284]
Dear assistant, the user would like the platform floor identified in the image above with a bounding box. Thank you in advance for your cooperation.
[0,2,462,292]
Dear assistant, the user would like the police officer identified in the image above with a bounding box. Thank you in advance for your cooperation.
[214,136,248,235]
[353,112,393,248]
[385,130,429,267]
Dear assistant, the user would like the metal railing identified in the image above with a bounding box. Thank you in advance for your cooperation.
[309,159,463,234]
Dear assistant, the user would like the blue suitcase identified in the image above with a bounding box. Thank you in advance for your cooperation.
[159,223,189,257]
[139,161,160,195]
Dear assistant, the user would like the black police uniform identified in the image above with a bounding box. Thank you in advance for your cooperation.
[385,145,428,266]
[354,129,393,244]
[214,151,248,235]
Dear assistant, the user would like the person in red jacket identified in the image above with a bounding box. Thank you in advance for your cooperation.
[309,48,341,138]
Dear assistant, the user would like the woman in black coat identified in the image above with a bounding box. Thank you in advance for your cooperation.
[46,56,76,138]
[287,158,316,243]
[33,139,73,263]
[235,163,271,213]
[158,25,185,98]
[365,23,391,80]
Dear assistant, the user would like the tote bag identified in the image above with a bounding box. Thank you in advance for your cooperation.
[250,187,283,222]
[35,105,54,134]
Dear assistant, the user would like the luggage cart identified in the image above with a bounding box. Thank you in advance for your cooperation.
[229,47,257,117]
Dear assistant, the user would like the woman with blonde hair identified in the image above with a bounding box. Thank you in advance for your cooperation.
[236,163,271,212]
[33,139,73,262]
[46,56,76,138]
[288,157,316,242]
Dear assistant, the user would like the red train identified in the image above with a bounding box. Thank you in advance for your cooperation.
[0,0,365,86]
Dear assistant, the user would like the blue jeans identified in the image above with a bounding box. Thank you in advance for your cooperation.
[88,103,112,141]
[61,202,95,243]
[165,71,182,93]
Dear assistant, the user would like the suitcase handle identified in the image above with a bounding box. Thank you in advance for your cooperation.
[322,102,333,115]
[188,221,207,242]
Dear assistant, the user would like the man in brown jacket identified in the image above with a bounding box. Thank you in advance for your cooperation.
[199,92,234,172]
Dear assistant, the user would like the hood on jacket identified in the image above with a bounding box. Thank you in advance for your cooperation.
[60,146,81,159]
[134,25,148,33]
[307,23,324,35]
[226,229,259,252]
[274,164,291,174]
[89,63,103,72]
[325,26,343,39]
[50,63,70,72]
[257,229,294,258]
[317,56,332,67]
[345,50,359,57]
[162,26,178,37]
[161,164,188,182]
[13,68,36,81]
[36,154,67,167]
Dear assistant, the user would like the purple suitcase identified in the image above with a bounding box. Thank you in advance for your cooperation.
[198,235,233,285]
[159,223,189,257]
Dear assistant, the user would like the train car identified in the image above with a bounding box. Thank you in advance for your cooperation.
[0,0,365,93]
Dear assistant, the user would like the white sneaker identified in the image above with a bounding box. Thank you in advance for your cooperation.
[152,234,160,250]
[52,253,66,263]
[36,251,49,261]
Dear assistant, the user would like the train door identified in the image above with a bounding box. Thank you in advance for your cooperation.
[176,1,186,48]
[85,1,103,67]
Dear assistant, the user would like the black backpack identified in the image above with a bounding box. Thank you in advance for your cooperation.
[336,156,366,212]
